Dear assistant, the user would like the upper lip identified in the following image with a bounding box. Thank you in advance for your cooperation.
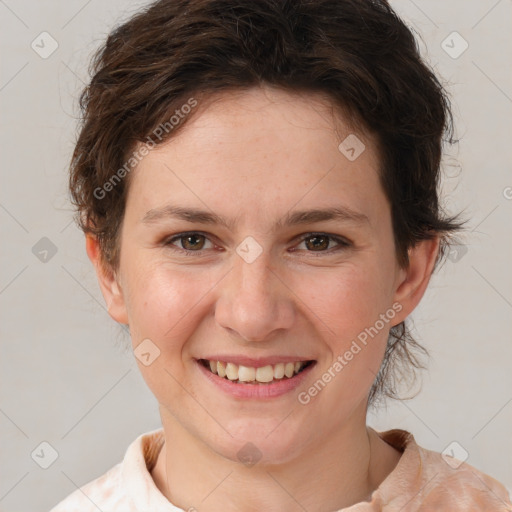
[196,356,316,367]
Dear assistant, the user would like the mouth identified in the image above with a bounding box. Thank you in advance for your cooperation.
[197,358,316,385]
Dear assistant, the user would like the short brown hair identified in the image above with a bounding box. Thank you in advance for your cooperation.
[69,0,463,407]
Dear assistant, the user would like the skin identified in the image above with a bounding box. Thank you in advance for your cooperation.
[86,85,439,512]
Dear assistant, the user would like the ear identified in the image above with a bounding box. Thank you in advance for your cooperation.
[392,237,440,324]
[85,234,129,325]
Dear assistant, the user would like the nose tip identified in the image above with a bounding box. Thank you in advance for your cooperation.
[225,327,268,343]
[215,256,295,343]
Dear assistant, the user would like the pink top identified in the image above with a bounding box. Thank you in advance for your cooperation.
[49,427,512,511]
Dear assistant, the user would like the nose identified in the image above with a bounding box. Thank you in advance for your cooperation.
[214,247,295,343]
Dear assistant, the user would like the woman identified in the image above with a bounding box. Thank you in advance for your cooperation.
[50,0,512,510]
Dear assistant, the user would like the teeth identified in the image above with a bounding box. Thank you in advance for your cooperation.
[284,362,295,378]
[217,361,226,378]
[238,365,256,382]
[255,365,274,383]
[273,363,285,379]
[225,362,238,381]
[202,359,310,383]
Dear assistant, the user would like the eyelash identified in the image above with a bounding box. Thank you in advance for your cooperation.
[163,231,352,257]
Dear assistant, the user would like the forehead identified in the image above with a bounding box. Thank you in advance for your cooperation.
[125,86,386,228]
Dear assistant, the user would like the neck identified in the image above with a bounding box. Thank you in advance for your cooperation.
[151,405,401,512]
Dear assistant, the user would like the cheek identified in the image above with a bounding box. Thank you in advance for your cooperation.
[291,261,395,405]
[298,261,395,344]
[124,248,396,399]
[125,265,212,407]
[125,263,212,344]
[125,252,396,354]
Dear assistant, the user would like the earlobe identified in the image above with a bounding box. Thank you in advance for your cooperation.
[85,234,129,325]
[392,237,440,323]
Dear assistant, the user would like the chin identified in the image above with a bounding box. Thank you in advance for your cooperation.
[205,416,310,467]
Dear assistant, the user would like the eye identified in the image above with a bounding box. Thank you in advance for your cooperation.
[163,231,351,257]
[293,233,351,255]
[164,232,215,255]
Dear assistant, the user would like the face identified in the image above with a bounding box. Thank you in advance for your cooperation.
[91,86,434,465]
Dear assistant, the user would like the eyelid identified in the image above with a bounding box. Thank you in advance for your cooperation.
[163,231,352,256]
[291,232,352,254]
[163,231,218,254]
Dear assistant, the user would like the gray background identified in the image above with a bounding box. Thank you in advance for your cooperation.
[1,0,511,510]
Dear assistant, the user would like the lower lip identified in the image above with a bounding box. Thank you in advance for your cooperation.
[196,360,316,399]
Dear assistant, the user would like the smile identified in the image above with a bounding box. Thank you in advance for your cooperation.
[198,358,315,384]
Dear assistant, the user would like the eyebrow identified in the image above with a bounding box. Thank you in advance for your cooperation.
[141,204,369,231]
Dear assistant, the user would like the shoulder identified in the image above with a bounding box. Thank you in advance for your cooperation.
[373,429,512,511]
[417,444,512,511]
[49,462,130,511]
[49,428,166,512]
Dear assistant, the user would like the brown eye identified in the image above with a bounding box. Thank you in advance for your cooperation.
[304,234,330,251]
[165,232,214,254]
[295,233,351,254]
[179,234,206,250]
